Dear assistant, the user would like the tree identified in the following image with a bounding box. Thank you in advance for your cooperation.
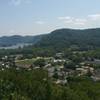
[34,58,45,67]
[64,61,76,70]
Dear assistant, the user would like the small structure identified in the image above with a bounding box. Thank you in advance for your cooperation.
[55,79,67,85]
[76,66,94,76]
[91,69,100,81]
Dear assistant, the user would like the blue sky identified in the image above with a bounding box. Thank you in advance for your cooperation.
[0,0,100,36]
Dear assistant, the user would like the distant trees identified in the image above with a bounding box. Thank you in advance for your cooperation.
[35,28,100,50]
[64,61,76,70]
[71,55,82,64]
[33,58,46,67]
[53,68,58,79]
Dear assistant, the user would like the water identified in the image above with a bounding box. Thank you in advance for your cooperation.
[0,43,32,49]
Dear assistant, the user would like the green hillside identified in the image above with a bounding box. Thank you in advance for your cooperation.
[35,28,100,50]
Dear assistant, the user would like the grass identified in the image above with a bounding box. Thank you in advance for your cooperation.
[15,58,36,65]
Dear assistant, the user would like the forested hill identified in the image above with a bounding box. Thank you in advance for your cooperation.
[0,35,42,47]
[35,28,100,49]
[1,28,100,49]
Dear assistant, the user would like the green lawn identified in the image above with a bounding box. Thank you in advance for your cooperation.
[15,58,36,65]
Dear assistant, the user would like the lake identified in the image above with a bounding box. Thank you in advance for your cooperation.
[0,43,32,49]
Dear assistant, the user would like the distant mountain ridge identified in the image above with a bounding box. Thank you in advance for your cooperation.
[35,28,100,49]
[1,28,100,49]
[0,35,42,47]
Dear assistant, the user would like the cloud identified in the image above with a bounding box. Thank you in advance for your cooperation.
[74,19,87,25]
[58,16,74,24]
[11,0,21,6]
[88,14,100,21]
[58,14,100,27]
[58,16,87,25]
[58,16,72,20]
[35,21,45,25]
[10,0,31,6]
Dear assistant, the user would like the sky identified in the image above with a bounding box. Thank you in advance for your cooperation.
[0,0,100,36]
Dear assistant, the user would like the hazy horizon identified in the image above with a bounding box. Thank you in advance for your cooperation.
[1,0,100,36]
[0,27,100,37]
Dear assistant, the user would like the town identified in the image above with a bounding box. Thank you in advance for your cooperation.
[0,50,100,85]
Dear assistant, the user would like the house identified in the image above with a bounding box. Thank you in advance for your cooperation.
[15,63,32,68]
[53,59,65,63]
[55,79,67,85]
[91,69,100,81]
[47,67,55,77]
[15,54,23,60]
[76,65,94,76]
[44,64,51,68]
[55,53,64,58]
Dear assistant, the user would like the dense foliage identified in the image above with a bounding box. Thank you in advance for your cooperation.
[36,28,100,50]
[0,68,100,100]
[0,35,41,46]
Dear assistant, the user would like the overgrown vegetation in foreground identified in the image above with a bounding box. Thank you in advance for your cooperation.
[0,68,100,100]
